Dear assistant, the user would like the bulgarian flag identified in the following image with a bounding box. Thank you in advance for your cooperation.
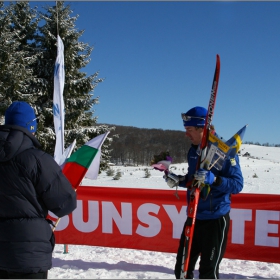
[63,131,110,189]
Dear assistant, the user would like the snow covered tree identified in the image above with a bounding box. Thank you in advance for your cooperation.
[0,1,114,171]
[113,169,122,180]
[33,1,113,169]
[0,1,39,116]
[144,168,151,178]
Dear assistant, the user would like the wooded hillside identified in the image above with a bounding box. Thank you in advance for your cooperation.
[107,125,192,166]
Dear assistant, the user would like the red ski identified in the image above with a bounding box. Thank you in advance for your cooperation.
[180,54,221,279]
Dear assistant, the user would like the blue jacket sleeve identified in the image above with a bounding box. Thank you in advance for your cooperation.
[212,155,243,194]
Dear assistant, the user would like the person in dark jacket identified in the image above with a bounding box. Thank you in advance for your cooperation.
[0,101,77,279]
[165,106,243,279]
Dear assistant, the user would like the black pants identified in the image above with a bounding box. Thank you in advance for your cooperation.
[0,270,48,279]
[174,212,230,279]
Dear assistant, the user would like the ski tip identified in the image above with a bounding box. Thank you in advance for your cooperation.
[216,54,220,66]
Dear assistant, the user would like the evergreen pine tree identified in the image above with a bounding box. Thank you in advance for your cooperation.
[113,169,122,180]
[106,167,115,177]
[144,168,151,178]
[33,1,113,170]
[9,2,41,98]
[0,1,114,171]
[0,1,39,115]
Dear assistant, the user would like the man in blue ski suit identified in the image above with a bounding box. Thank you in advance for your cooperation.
[165,106,243,279]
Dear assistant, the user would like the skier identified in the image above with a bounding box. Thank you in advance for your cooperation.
[165,106,243,279]
[0,101,77,279]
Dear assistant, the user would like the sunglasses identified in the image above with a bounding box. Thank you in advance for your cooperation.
[181,113,205,122]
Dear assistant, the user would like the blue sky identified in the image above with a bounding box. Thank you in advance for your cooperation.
[35,1,279,145]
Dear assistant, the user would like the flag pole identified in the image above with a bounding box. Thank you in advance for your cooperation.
[53,2,68,253]
[56,1,59,36]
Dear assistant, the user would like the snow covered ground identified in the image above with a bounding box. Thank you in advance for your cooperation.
[49,144,280,279]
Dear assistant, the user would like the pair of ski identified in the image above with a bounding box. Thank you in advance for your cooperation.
[180,54,220,279]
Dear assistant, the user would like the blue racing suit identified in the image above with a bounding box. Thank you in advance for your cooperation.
[178,144,243,219]
[174,143,243,279]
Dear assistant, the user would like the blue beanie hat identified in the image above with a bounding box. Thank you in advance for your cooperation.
[182,106,207,127]
[5,101,37,133]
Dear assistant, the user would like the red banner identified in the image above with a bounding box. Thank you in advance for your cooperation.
[226,193,280,263]
[50,187,280,264]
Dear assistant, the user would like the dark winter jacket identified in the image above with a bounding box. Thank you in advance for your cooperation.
[179,144,243,220]
[0,125,77,273]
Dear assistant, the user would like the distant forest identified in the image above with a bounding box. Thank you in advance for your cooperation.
[104,125,280,166]
[107,125,192,166]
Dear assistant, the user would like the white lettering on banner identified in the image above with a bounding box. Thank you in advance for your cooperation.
[73,200,99,233]
[230,209,252,244]
[102,202,132,235]
[231,209,280,247]
[48,201,193,238]
[136,203,161,237]
[49,204,280,249]
[255,210,280,247]
[163,205,187,238]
